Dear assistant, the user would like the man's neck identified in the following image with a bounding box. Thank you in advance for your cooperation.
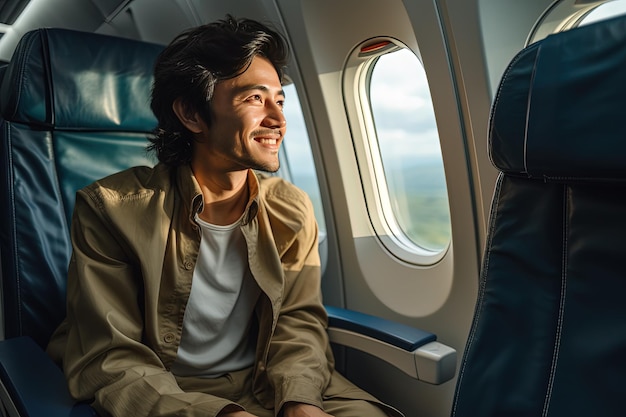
[193,169,250,226]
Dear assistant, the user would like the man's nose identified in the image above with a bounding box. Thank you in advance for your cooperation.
[263,101,286,128]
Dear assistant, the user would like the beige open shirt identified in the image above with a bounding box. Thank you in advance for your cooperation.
[47,163,399,417]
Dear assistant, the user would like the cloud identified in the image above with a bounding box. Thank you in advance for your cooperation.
[369,49,442,159]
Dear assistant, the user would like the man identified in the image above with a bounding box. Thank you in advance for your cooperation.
[47,15,402,417]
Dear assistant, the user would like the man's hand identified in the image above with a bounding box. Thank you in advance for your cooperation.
[283,402,334,417]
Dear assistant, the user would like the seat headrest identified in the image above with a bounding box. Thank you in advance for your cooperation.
[490,14,626,181]
[0,28,163,132]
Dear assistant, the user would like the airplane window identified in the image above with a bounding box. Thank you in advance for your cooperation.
[528,0,626,45]
[580,0,626,25]
[281,83,327,235]
[368,48,451,253]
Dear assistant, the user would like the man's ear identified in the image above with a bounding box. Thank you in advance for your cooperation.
[172,98,204,134]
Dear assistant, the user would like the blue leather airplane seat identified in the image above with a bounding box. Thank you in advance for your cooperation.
[0,28,162,417]
[0,28,163,350]
[0,61,8,82]
[451,13,626,417]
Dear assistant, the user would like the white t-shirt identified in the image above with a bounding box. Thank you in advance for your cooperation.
[171,214,260,378]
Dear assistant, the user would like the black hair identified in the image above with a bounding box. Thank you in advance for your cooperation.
[147,15,289,166]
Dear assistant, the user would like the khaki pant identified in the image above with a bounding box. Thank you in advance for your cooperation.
[177,367,394,417]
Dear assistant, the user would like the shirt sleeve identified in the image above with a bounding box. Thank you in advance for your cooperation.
[262,192,334,412]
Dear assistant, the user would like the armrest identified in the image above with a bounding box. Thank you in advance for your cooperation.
[325,306,456,385]
[0,336,96,417]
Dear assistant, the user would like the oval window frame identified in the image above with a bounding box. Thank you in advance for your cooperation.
[342,37,452,266]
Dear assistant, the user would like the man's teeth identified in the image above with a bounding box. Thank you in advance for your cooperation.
[258,138,277,145]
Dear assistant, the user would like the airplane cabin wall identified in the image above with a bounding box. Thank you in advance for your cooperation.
[275,0,483,415]
[0,0,128,61]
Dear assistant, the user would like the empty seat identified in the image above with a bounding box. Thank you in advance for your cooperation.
[451,14,626,417]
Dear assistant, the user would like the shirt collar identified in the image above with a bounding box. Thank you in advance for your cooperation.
[177,165,260,226]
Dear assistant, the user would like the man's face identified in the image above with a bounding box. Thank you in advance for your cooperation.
[195,55,286,173]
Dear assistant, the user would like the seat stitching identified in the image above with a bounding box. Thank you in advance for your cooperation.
[6,123,23,335]
[523,44,541,175]
[542,184,569,417]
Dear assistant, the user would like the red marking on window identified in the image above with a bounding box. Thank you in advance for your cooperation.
[360,41,392,54]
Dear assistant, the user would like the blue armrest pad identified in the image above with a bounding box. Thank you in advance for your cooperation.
[325,305,436,351]
[0,336,95,417]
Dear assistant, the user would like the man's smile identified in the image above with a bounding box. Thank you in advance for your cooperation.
[252,129,283,147]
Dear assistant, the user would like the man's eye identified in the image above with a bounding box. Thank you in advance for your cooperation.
[249,94,262,102]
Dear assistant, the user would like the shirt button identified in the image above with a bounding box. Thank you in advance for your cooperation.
[183,260,193,270]
[257,361,266,372]
[163,333,176,343]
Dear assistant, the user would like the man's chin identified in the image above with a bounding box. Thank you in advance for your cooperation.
[252,162,280,174]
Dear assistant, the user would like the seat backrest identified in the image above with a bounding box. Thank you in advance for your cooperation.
[0,28,163,348]
[451,14,626,417]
